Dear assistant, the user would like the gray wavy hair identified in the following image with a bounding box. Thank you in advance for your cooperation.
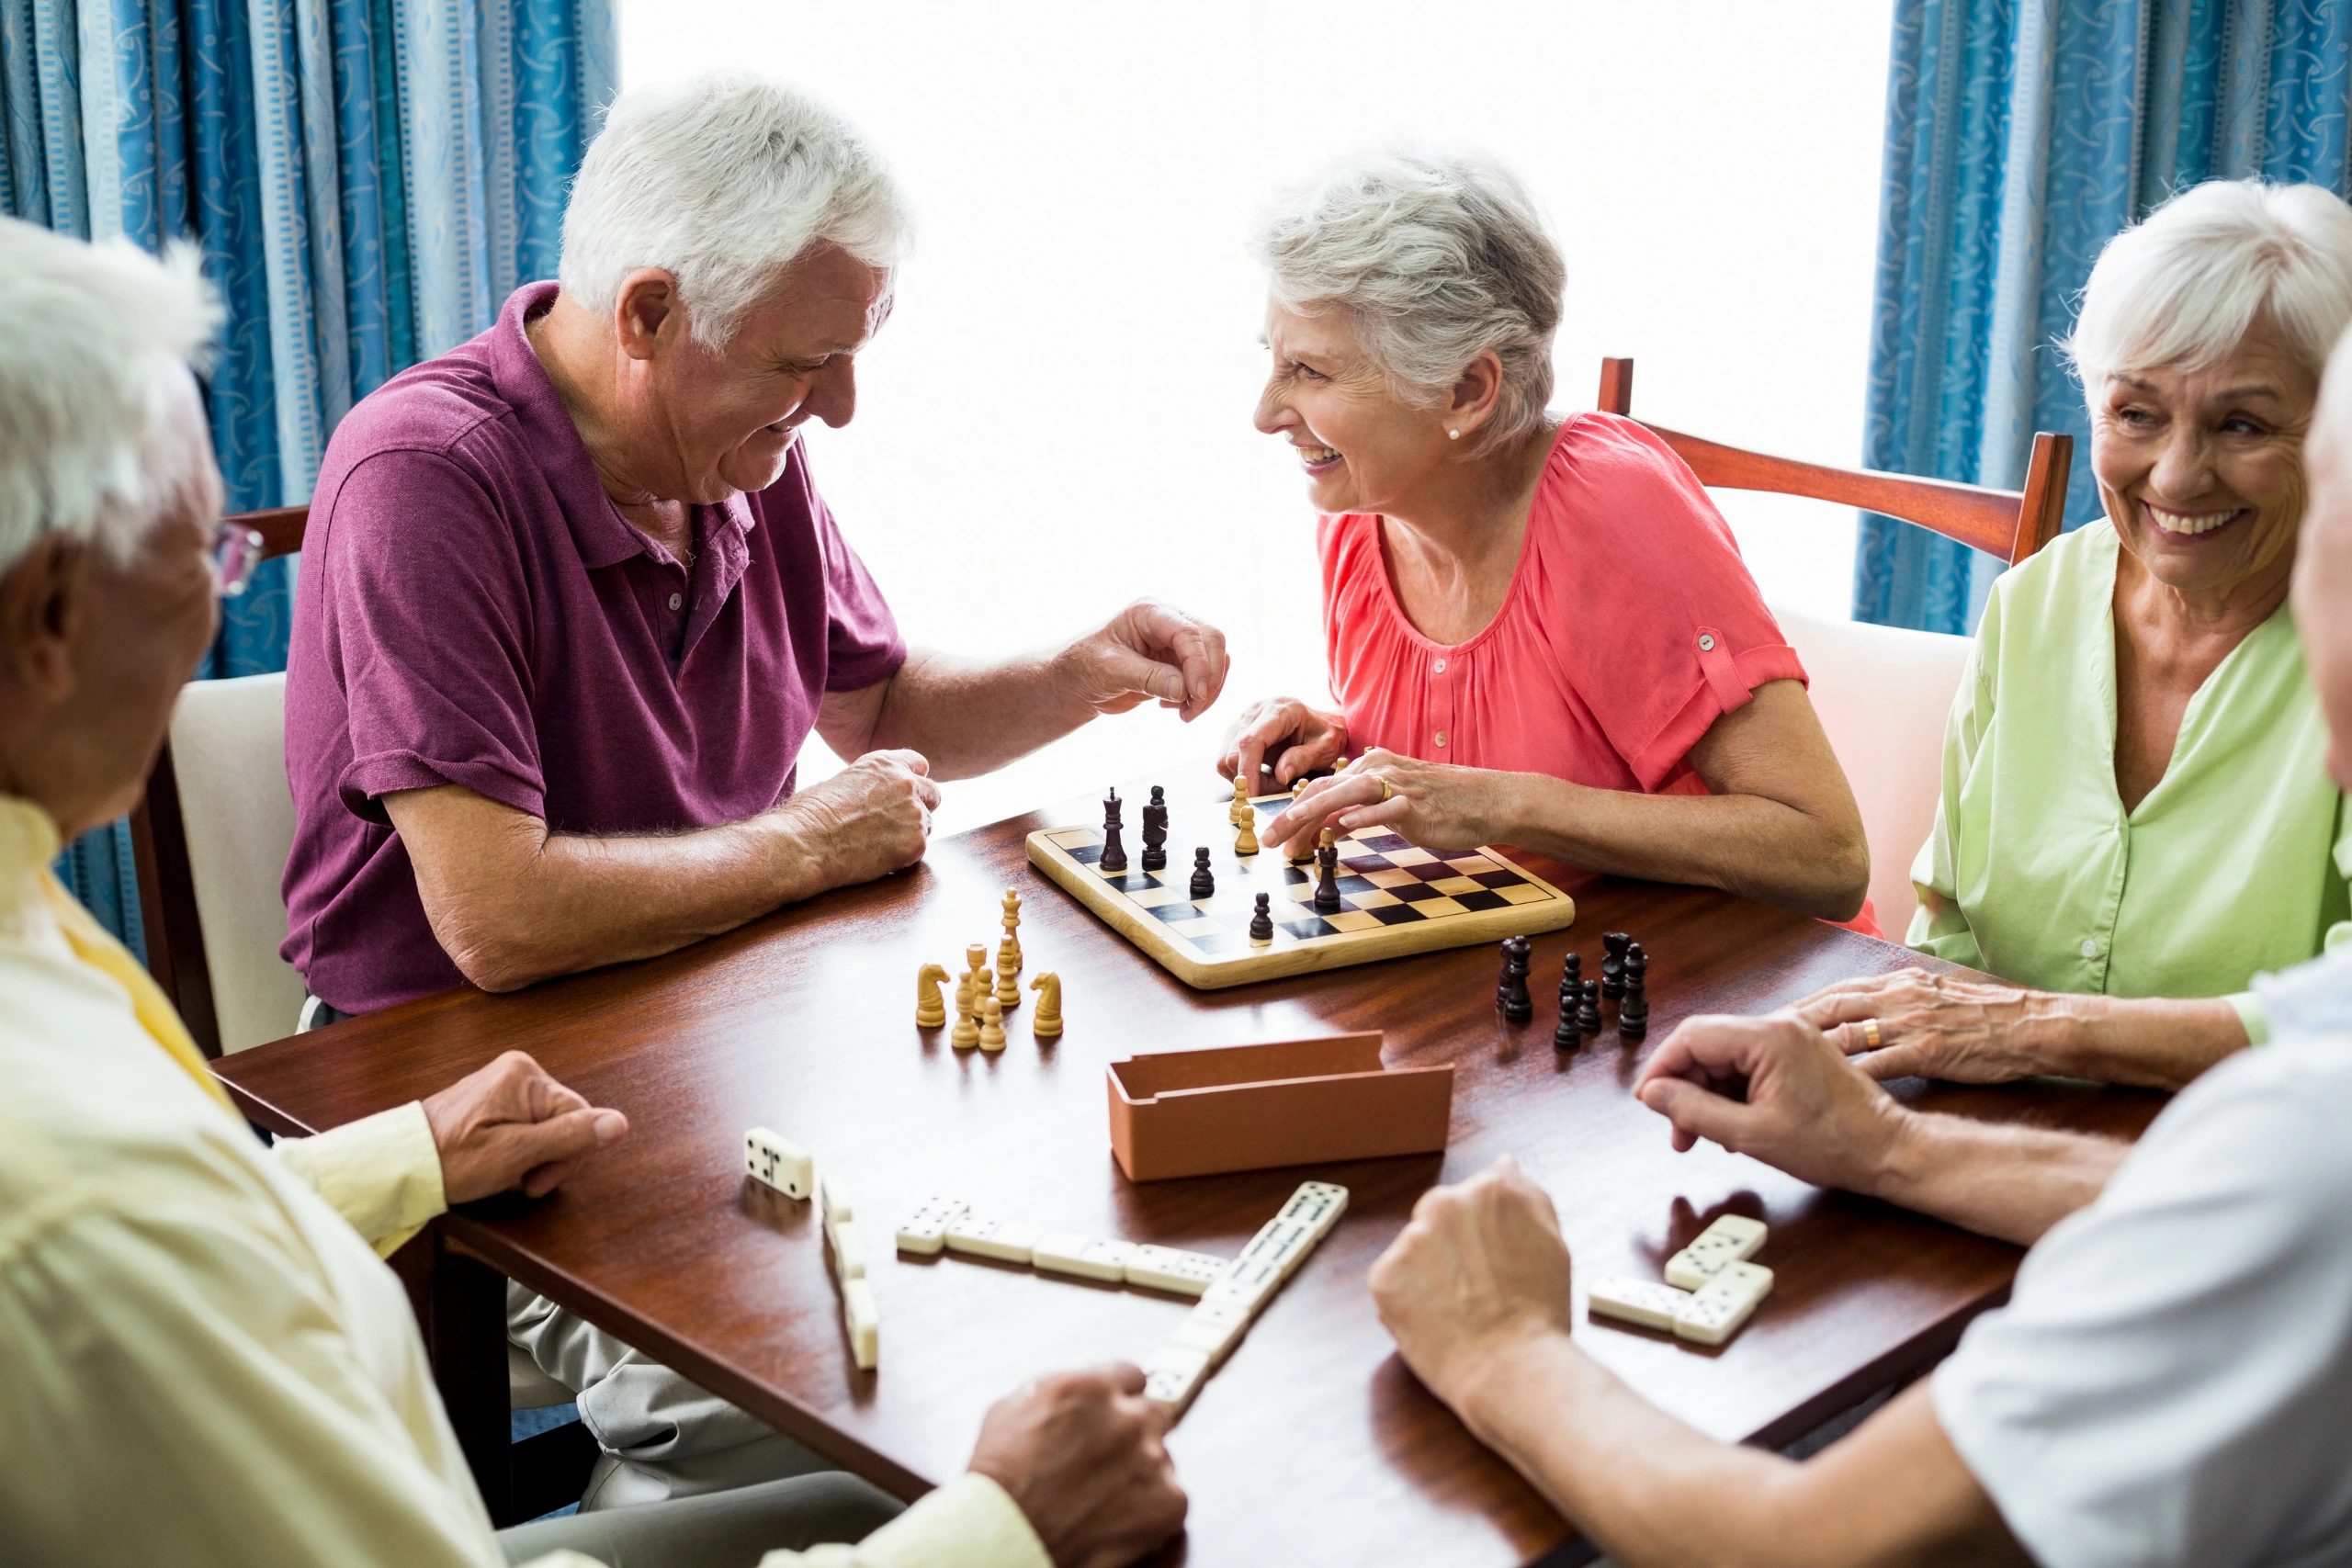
[1252,150,1564,457]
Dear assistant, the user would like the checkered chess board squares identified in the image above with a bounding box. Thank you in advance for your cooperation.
[1040,816,1559,958]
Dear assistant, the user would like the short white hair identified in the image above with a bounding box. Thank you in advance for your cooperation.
[559,74,911,351]
[1253,150,1564,457]
[0,219,220,579]
[2065,179,2352,385]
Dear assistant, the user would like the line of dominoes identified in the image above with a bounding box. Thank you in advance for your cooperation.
[1140,1181,1347,1416]
[1586,1213,1771,1347]
[746,1127,879,1369]
[891,1196,1232,1296]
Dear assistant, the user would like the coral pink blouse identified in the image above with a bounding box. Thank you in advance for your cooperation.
[1321,412,1806,795]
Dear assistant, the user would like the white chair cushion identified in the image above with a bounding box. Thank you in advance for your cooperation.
[1774,605,1972,942]
[166,672,306,1053]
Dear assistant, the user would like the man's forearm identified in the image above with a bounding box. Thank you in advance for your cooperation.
[1868,1109,2128,1247]
[864,648,1097,780]
[391,789,835,992]
[1453,1337,2024,1568]
[2029,994,2248,1089]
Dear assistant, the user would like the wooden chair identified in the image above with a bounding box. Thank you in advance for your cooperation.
[1591,359,2071,933]
[128,504,311,1058]
[1594,356,2071,566]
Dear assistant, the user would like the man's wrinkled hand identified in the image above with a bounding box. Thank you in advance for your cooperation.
[1633,1011,1907,1195]
[421,1051,628,1204]
[786,748,941,888]
[967,1365,1187,1568]
[1060,600,1229,723]
[1368,1157,1575,1411]
[1217,696,1348,789]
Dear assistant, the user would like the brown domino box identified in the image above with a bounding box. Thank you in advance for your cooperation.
[1106,1032,1454,1181]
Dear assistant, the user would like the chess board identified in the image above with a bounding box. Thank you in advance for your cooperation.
[1025,791,1577,989]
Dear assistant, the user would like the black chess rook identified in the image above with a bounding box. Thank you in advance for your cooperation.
[1497,935,1533,1023]
[1100,787,1128,873]
[1140,784,1169,871]
[1189,846,1216,899]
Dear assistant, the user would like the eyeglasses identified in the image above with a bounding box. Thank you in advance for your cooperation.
[211,521,264,597]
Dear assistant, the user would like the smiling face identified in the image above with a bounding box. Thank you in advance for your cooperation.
[633,242,893,505]
[1254,300,1453,517]
[2088,317,2316,601]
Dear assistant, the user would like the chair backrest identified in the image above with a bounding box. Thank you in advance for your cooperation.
[130,505,309,1055]
[1771,604,1972,938]
[1595,357,2071,566]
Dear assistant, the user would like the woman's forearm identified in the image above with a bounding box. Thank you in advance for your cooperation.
[2028,994,2250,1089]
[1498,772,1868,920]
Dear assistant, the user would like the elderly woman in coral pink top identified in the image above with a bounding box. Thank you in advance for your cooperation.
[1229,152,1871,922]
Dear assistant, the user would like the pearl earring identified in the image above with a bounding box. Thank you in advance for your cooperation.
[1448,428,1460,440]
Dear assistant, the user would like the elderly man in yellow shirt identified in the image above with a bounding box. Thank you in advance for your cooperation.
[0,223,1186,1565]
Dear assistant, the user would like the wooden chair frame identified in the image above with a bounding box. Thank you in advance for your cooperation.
[1595,358,2071,567]
[128,503,310,1058]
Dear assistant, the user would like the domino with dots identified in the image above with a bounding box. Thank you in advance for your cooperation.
[1032,1233,1137,1282]
[842,1278,880,1369]
[1141,1181,1348,1419]
[893,1196,969,1256]
[1663,1214,1768,1291]
[743,1128,812,1200]
[1124,1244,1229,1298]
[1587,1276,1692,1332]
[944,1212,1046,1266]
[1672,1261,1773,1346]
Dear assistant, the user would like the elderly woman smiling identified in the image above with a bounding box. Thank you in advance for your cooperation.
[1229,152,1871,922]
[1800,180,2352,1090]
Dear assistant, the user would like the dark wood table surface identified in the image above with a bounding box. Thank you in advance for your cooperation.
[215,779,2165,1566]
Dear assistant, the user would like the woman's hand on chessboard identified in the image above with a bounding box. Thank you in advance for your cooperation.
[1217,696,1349,789]
[1260,749,1506,857]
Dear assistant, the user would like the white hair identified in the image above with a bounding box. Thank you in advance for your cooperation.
[1253,149,1564,457]
[559,74,912,351]
[0,219,220,579]
[2065,179,2352,385]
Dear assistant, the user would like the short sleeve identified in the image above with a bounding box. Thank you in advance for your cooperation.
[804,484,905,694]
[1541,417,1807,790]
[1932,1038,2352,1568]
[317,450,546,824]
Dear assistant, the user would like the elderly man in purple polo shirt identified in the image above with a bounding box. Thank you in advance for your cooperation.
[279,76,1228,1513]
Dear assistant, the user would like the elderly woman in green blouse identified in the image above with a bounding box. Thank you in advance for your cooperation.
[1803,178,2352,1091]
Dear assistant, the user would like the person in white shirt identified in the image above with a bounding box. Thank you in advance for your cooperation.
[1361,323,2352,1567]
[0,220,1185,1566]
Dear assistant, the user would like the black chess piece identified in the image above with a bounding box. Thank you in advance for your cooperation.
[1497,935,1533,1022]
[1619,943,1650,1038]
[1576,978,1604,1034]
[1140,784,1169,871]
[1313,838,1343,914]
[1554,952,1585,1048]
[1600,931,1631,998]
[1100,787,1128,873]
[1249,892,1275,942]
[1189,846,1215,899]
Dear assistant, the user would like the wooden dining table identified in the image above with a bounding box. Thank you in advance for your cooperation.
[212,777,2165,1566]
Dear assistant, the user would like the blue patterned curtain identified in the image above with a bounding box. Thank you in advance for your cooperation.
[1,0,614,950]
[1856,0,2352,632]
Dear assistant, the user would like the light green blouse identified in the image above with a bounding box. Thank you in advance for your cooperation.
[1907,520,2352,1041]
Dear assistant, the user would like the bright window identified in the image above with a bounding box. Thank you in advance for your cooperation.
[623,2,1895,830]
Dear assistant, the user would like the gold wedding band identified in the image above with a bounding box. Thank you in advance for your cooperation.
[1862,1019,1882,1050]
[1378,778,1394,804]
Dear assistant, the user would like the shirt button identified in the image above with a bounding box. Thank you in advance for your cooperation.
[1433,658,1448,673]
[1434,731,1448,747]
[2080,937,2099,959]
[1698,634,1716,652]
[668,592,683,612]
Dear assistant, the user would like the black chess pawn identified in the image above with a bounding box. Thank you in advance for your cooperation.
[1496,935,1533,1022]
[1313,835,1343,914]
[1576,978,1604,1034]
[1600,931,1631,998]
[1140,784,1170,871]
[1249,892,1275,943]
[1100,787,1128,873]
[1554,952,1585,1048]
[1189,846,1215,899]
[1619,944,1650,1038]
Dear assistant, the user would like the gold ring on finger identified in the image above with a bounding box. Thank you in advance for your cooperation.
[1378,778,1394,804]
[1862,1019,1882,1050]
